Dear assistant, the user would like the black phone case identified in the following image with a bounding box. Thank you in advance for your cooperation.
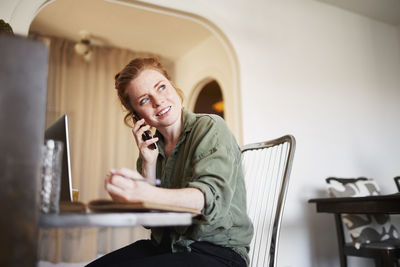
[134,113,157,150]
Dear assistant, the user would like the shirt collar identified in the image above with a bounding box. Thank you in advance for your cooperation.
[155,108,196,158]
[175,108,196,147]
[181,108,196,134]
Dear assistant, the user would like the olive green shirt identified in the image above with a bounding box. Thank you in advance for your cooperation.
[137,109,253,265]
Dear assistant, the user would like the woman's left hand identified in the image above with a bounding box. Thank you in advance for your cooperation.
[132,118,159,166]
[105,168,155,203]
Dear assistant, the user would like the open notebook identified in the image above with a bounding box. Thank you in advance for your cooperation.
[58,199,201,215]
[87,199,201,215]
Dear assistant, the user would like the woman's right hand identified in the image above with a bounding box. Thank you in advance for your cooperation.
[132,118,159,166]
[105,168,156,203]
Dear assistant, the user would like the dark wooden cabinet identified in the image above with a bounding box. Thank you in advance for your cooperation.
[0,35,48,267]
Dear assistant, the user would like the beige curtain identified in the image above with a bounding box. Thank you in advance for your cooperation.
[37,35,173,262]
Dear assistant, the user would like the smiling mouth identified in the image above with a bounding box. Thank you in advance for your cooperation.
[156,106,171,117]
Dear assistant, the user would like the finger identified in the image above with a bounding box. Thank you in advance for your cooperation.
[131,121,144,142]
[132,124,152,147]
[132,118,145,132]
[136,124,152,138]
[140,137,159,149]
[106,184,127,202]
[110,175,134,189]
[112,168,142,179]
[104,171,118,188]
[106,183,125,196]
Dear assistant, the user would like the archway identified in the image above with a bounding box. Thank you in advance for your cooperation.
[193,80,224,119]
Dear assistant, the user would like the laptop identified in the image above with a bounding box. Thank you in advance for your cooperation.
[44,114,73,202]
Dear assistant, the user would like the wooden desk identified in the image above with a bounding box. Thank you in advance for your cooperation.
[40,212,192,228]
[309,193,400,266]
[308,193,400,214]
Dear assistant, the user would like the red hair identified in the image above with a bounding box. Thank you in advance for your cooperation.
[114,57,184,127]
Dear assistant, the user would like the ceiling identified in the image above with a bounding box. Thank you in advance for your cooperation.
[317,0,400,25]
[29,0,212,60]
[29,0,400,62]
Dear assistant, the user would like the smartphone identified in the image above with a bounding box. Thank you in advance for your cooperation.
[133,112,157,150]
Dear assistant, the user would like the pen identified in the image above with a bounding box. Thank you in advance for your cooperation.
[109,169,161,186]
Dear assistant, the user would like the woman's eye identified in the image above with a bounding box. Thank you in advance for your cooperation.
[139,98,149,105]
[158,84,166,91]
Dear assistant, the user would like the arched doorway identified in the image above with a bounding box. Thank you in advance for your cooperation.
[193,80,224,118]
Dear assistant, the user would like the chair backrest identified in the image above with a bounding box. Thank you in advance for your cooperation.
[241,135,296,267]
[394,176,400,192]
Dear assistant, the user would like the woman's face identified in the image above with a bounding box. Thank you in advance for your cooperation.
[127,68,182,130]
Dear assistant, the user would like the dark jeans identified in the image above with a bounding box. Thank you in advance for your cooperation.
[85,239,246,267]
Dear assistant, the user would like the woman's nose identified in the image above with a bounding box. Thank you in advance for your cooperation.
[151,95,164,107]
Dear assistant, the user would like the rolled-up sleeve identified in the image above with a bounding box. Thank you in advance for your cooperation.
[186,117,240,223]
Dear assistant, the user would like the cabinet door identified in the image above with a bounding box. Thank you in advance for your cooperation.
[0,35,48,267]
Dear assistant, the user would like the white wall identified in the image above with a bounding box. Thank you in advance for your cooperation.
[174,35,241,141]
[0,0,44,34]
[129,1,400,267]
[2,0,400,266]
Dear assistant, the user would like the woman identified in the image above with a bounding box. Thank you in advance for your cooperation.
[87,57,253,267]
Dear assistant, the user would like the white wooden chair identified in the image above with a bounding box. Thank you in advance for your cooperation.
[241,135,296,267]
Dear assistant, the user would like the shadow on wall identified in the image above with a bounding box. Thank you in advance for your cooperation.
[306,190,339,267]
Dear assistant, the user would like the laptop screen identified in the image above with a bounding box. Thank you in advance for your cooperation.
[44,114,73,202]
